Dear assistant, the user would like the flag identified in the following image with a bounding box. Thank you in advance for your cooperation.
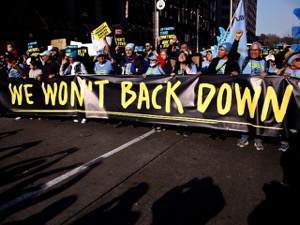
[225,0,248,63]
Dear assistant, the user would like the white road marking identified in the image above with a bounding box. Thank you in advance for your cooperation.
[0,129,156,212]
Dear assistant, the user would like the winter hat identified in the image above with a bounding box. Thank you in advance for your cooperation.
[220,42,232,52]
[287,52,300,65]
[68,51,78,59]
[125,43,135,50]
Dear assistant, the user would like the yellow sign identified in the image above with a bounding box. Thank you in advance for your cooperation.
[115,37,126,47]
[92,22,112,41]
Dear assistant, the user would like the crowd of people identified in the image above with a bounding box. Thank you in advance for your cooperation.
[0,31,299,152]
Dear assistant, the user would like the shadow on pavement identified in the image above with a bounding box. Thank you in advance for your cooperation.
[248,130,300,225]
[151,177,225,225]
[69,182,149,225]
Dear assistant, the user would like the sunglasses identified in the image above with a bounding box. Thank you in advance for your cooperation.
[294,58,300,62]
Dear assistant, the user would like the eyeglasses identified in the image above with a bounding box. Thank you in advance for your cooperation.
[294,58,300,62]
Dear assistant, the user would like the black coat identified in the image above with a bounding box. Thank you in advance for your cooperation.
[204,39,241,75]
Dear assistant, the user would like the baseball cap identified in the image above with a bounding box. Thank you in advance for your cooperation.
[148,55,158,61]
[39,50,52,57]
[265,54,275,62]
[97,50,106,57]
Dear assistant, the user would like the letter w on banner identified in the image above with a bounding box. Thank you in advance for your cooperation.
[225,0,248,64]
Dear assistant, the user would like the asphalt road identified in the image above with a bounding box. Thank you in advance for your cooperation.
[0,116,299,225]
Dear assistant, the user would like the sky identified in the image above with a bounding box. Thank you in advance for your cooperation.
[256,0,300,37]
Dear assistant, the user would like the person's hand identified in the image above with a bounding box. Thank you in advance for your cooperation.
[12,63,19,69]
[260,72,267,79]
[141,73,147,78]
[36,76,42,81]
[181,64,188,70]
[62,57,68,65]
[231,71,239,76]
[283,72,291,78]
[235,30,243,40]
[196,71,202,76]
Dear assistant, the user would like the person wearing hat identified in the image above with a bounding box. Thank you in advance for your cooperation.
[118,43,146,75]
[274,51,300,152]
[265,54,278,74]
[203,30,242,76]
[50,47,63,64]
[3,50,28,121]
[279,51,300,78]
[141,50,167,132]
[59,51,87,76]
[94,50,114,75]
[141,50,166,78]
[135,45,150,70]
[39,50,60,80]
[4,51,27,79]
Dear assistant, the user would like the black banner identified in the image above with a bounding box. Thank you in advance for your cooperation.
[1,75,299,137]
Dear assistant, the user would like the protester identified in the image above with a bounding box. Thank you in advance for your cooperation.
[166,34,181,60]
[203,30,242,76]
[50,47,63,65]
[144,42,154,59]
[279,51,300,78]
[159,49,173,74]
[118,43,146,75]
[236,35,268,151]
[28,58,43,80]
[201,50,213,73]
[276,51,300,151]
[170,51,199,76]
[4,51,27,79]
[141,51,166,78]
[265,54,278,74]
[59,52,88,76]
[94,50,114,75]
[39,50,60,80]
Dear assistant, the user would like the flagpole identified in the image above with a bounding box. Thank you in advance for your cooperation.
[230,0,233,30]
[220,10,236,44]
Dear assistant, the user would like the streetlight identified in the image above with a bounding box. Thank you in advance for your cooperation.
[154,0,165,49]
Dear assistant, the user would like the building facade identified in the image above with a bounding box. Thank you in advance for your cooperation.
[0,0,257,53]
